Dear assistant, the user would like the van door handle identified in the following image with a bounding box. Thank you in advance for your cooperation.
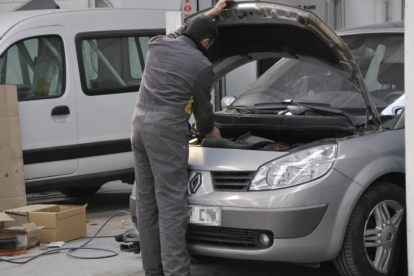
[51,106,70,116]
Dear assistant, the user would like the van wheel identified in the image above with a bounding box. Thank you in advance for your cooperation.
[334,182,405,276]
[60,185,102,197]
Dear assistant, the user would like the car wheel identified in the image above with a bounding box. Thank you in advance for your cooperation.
[334,182,405,276]
[60,185,103,197]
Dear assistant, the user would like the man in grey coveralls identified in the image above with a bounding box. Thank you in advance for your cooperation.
[131,1,233,275]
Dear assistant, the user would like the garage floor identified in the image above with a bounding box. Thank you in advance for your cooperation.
[0,182,340,276]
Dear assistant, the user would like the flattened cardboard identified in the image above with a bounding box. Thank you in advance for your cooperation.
[6,204,87,242]
[0,211,14,229]
[5,205,57,227]
[0,85,27,210]
[0,211,14,223]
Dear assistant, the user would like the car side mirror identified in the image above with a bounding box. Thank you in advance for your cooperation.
[221,96,236,110]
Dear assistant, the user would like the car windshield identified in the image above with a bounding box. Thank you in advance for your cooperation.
[232,34,404,115]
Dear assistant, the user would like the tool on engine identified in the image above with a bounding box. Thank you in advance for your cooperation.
[114,229,140,254]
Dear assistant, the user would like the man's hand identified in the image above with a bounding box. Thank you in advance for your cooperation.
[205,0,235,18]
[205,127,221,138]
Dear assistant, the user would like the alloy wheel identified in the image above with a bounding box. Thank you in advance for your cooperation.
[364,200,404,273]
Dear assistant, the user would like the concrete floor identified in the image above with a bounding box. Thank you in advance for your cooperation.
[0,182,340,276]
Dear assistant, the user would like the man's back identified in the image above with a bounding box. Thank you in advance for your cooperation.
[137,34,212,114]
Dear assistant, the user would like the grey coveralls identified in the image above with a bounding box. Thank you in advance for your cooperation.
[131,23,215,276]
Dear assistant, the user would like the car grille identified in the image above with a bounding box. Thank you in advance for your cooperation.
[211,171,255,191]
[186,225,273,249]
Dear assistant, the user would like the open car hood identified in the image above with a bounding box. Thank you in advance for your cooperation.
[191,2,382,126]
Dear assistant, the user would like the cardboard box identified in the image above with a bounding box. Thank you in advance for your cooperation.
[0,211,40,254]
[7,204,87,243]
[0,85,27,210]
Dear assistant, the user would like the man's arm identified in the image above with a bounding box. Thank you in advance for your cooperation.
[149,23,188,44]
[205,0,234,19]
[192,66,219,137]
[151,0,233,43]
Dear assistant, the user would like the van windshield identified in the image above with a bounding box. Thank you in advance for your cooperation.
[232,34,404,115]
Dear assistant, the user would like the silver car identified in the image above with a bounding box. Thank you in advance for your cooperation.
[131,3,405,276]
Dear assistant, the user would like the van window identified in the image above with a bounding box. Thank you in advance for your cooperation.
[0,36,65,100]
[79,34,154,96]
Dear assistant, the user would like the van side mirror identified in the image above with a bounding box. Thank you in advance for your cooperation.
[221,96,236,110]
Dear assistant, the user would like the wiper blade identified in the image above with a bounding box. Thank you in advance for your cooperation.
[254,100,331,107]
[301,105,358,126]
[226,105,255,114]
[255,100,358,126]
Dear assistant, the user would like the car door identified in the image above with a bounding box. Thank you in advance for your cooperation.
[0,26,78,181]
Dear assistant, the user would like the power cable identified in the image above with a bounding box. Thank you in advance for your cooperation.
[0,211,132,264]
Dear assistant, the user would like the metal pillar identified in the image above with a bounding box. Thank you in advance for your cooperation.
[165,11,182,35]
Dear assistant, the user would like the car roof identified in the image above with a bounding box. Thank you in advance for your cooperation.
[0,10,56,39]
[337,21,404,36]
[0,8,171,40]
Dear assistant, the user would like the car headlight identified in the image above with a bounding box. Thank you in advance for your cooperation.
[249,144,337,191]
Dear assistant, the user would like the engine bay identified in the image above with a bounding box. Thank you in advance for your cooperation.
[199,132,301,152]
[190,108,363,152]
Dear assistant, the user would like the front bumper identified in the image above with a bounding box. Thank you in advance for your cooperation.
[193,204,328,239]
[187,169,363,263]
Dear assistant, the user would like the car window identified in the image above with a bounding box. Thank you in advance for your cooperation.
[0,36,65,100]
[344,34,404,115]
[232,34,404,115]
[79,34,154,96]
[129,36,150,80]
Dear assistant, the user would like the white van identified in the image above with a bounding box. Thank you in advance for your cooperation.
[0,9,168,196]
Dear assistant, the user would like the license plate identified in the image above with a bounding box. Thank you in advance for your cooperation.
[188,205,221,226]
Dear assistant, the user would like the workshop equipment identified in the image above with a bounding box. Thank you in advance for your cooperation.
[114,229,140,254]
[0,238,17,249]
[0,215,41,255]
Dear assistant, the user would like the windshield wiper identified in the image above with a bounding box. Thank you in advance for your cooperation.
[226,105,256,114]
[255,100,359,126]
[301,105,358,126]
[254,100,331,107]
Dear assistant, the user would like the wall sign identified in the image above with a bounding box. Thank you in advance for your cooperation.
[297,4,317,11]
[182,0,197,18]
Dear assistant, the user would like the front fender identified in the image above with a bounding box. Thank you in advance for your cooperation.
[334,129,404,187]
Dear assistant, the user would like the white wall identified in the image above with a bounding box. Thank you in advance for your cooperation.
[57,0,88,9]
[0,0,89,10]
[343,0,404,29]
[405,0,413,273]
[0,3,17,10]
[344,0,377,28]
[109,0,181,10]
[387,0,404,21]
[0,0,181,11]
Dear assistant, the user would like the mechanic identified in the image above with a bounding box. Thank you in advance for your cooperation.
[131,1,233,275]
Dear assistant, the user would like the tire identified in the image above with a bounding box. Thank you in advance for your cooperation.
[60,185,102,197]
[190,254,221,264]
[334,182,405,276]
